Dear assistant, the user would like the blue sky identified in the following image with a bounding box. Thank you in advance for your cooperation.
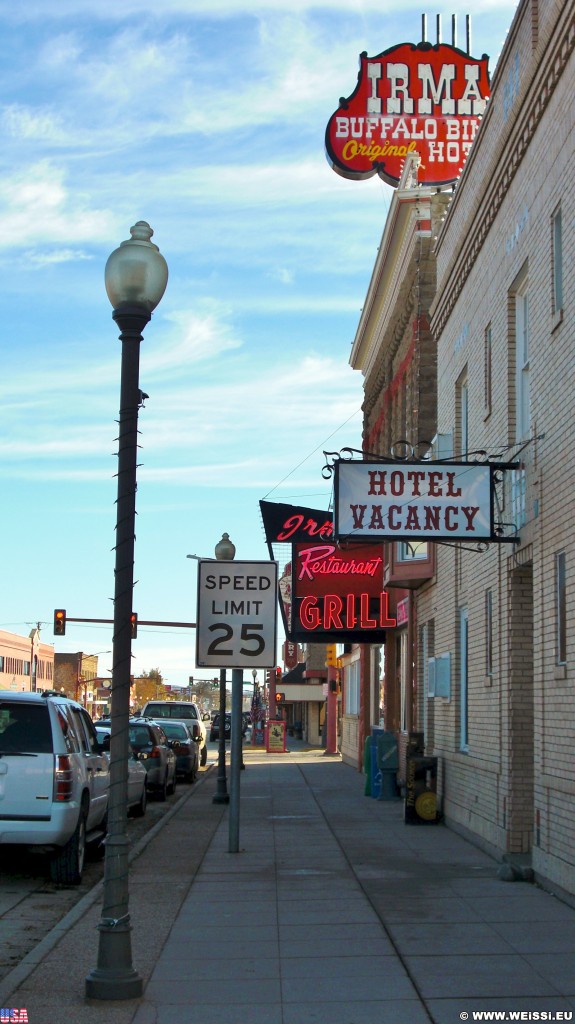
[0,0,517,690]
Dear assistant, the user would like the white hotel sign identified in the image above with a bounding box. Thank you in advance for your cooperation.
[335,461,494,542]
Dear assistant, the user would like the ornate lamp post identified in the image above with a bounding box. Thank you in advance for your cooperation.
[212,533,235,805]
[86,222,168,1001]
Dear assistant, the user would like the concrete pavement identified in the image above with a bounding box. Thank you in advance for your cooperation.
[2,742,575,1023]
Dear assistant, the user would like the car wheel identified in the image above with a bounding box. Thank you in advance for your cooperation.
[50,808,86,885]
[132,784,147,818]
[200,745,207,767]
[88,812,108,861]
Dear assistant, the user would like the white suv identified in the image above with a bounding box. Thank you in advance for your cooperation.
[140,700,209,766]
[0,690,109,884]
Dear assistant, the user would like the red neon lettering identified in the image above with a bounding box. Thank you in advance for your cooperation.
[324,594,344,629]
[346,593,357,627]
[379,592,397,627]
[300,596,321,629]
[359,593,377,628]
[277,514,305,540]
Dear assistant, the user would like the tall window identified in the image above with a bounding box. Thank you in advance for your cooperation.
[485,589,493,678]
[484,323,492,416]
[345,660,360,715]
[515,282,530,441]
[456,371,469,457]
[556,552,566,666]
[552,205,563,316]
[459,607,469,752]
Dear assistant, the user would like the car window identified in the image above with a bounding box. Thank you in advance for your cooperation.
[56,704,81,752]
[161,722,185,739]
[78,709,101,754]
[129,726,152,748]
[0,701,53,754]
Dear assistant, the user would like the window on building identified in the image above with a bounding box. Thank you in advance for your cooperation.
[552,205,563,317]
[345,660,360,715]
[459,606,469,752]
[515,280,530,441]
[485,589,493,678]
[484,323,492,416]
[456,370,469,457]
[556,552,566,666]
[397,541,428,562]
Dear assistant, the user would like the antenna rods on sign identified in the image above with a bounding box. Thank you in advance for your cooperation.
[419,12,472,52]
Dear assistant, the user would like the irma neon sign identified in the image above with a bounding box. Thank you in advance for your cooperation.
[260,500,333,545]
[291,542,395,644]
[325,42,490,186]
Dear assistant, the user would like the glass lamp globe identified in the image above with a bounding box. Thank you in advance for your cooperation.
[105,221,168,313]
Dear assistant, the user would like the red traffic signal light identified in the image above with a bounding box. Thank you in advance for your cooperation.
[53,609,66,636]
[275,666,282,680]
[130,612,138,638]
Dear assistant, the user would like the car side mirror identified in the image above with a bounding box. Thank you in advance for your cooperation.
[202,712,210,721]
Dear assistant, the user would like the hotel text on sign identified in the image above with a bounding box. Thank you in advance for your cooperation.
[325,42,490,187]
[335,461,493,541]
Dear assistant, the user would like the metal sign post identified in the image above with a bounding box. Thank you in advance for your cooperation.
[196,559,278,852]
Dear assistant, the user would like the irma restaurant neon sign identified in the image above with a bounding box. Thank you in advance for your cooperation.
[290,542,395,645]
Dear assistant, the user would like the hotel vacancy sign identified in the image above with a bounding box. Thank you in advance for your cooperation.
[335,461,497,542]
[196,560,278,669]
[325,42,489,187]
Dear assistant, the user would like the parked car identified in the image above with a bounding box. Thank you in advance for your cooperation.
[152,720,199,783]
[0,690,109,885]
[128,719,177,801]
[209,712,231,743]
[95,725,147,817]
[140,701,209,767]
[209,712,248,742]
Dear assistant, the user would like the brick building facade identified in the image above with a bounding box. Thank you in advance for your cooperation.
[422,0,575,896]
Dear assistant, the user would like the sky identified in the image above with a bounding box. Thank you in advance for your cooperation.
[0,0,518,692]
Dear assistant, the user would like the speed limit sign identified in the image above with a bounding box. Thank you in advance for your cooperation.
[196,560,278,668]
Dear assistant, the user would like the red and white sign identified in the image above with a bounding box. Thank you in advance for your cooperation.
[325,42,489,186]
[290,541,395,643]
[335,461,493,541]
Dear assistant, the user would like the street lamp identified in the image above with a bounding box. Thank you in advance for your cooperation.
[86,222,168,1002]
[212,533,235,805]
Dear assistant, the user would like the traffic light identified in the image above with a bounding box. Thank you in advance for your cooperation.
[275,691,285,703]
[325,644,337,667]
[53,609,66,636]
[130,612,138,638]
[275,666,282,681]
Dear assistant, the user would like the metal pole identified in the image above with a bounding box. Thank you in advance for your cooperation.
[85,304,149,1000]
[213,667,229,804]
[228,667,243,853]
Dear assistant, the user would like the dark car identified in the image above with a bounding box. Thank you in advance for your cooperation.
[209,712,248,742]
[154,720,199,783]
[209,712,231,743]
[128,720,177,801]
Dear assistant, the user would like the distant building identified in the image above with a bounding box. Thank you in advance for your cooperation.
[0,628,54,692]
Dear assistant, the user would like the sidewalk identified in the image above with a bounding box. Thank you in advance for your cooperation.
[3,744,575,1024]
